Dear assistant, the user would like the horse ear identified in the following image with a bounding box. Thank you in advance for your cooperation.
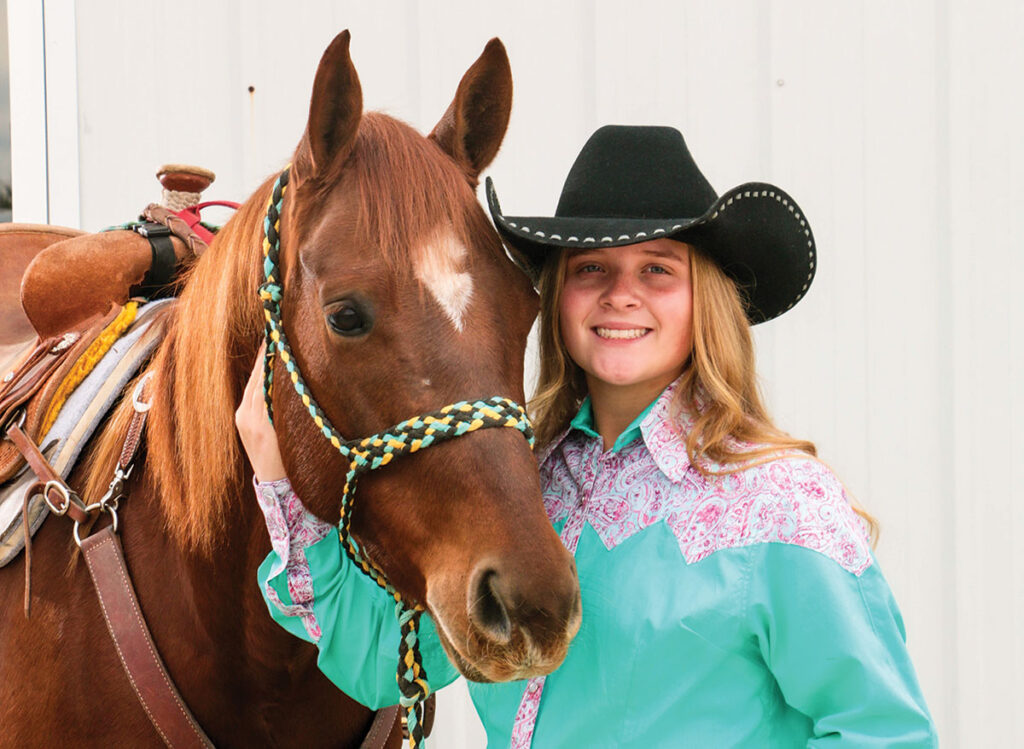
[430,38,513,185]
[294,30,363,183]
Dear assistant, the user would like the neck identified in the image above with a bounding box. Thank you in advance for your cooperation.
[585,372,677,451]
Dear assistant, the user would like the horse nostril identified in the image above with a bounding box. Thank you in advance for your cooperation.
[470,569,512,643]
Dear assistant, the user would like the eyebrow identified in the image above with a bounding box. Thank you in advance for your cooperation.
[638,247,686,260]
[567,246,686,261]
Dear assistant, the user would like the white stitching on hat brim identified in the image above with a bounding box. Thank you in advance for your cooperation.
[493,186,816,320]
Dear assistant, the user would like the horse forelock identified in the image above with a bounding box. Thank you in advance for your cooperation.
[296,113,487,329]
[350,113,480,264]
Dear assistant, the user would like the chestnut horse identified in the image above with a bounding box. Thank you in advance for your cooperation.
[0,32,580,747]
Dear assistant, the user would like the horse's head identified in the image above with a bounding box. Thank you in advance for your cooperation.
[270,32,580,683]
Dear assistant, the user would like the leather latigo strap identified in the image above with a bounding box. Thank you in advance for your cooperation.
[80,526,213,749]
[8,422,89,618]
[7,424,89,524]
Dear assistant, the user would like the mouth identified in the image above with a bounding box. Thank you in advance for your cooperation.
[437,629,493,682]
[431,610,564,684]
[593,326,651,340]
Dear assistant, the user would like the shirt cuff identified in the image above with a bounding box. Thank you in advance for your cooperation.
[254,476,334,641]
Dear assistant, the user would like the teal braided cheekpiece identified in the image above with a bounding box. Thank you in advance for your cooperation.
[257,167,534,748]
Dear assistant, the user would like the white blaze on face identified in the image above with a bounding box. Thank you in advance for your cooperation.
[415,228,474,332]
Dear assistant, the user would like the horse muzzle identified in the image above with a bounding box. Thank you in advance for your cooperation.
[429,553,582,683]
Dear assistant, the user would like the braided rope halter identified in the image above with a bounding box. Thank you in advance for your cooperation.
[258,167,534,747]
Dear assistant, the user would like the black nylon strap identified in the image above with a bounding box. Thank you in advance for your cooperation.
[136,223,176,292]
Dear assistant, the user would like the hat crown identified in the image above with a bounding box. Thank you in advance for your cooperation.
[555,125,719,220]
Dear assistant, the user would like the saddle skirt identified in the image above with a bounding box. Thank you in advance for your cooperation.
[0,298,172,566]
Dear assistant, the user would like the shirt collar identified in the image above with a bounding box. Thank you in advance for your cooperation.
[538,375,703,483]
[638,377,699,482]
[568,394,659,454]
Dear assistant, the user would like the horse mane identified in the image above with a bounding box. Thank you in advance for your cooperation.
[81,112,481,554]
[80,175,273,554]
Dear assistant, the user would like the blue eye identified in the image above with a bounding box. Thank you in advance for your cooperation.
[580,263,602,273]
[646,265,669,275]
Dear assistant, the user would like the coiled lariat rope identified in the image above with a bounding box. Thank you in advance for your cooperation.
[257,167,534,747]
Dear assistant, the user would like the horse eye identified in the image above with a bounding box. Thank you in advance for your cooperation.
[327,303,370,336]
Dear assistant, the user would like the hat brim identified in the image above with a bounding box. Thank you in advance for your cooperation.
[486,178,816,324]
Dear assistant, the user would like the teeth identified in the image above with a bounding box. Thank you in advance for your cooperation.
[595,327,648,340]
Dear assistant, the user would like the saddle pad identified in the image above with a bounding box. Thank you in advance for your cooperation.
[0,299,173,566]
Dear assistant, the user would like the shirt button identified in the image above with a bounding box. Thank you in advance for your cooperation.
[528,682,539,693]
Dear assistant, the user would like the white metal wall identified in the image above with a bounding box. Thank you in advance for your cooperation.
[9,1,1024,746]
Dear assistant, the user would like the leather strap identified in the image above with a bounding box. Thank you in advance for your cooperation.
[423,693,436,737]
[22,489,32,617]
[7,424,89,524]
[118,383,151,472]
[9,422,87,618]
[136,223,177,293]
[81,526,213,749]
[0,334,79,430]
[360,705,400,749]
[142,203,209,257]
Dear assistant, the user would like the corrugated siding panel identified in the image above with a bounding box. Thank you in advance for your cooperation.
[948,0,1024,744]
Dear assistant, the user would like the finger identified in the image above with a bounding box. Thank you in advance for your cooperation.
[251,345,273,416]
[244,342,267,405]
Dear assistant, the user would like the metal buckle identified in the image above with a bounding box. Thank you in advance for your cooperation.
[96,466,129,511]
[135,222,171,239]
[73,503,118,548]
[42,479,77,516]
[132,371,154,413]
[71,466,129,547]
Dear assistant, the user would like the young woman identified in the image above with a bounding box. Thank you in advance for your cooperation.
[236,126,936,746]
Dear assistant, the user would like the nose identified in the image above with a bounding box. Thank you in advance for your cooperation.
[469,568,512,643]
[468,559,581,646]
[599,270,640,310]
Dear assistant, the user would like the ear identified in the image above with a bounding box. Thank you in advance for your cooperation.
[430,38,513,185]
[294,30,363,184]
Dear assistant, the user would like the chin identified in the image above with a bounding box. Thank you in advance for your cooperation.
[589,367,652,387]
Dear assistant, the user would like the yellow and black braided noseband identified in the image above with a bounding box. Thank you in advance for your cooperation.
[257,166,534,747]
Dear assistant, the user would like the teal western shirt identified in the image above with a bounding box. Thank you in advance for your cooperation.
[256,380,936,747]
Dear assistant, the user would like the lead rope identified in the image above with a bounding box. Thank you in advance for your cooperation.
[257,167,534,748]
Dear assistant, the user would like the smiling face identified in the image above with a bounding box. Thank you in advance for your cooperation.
[559,239,694,396]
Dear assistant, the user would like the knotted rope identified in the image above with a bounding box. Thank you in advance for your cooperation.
[258,167,533,747]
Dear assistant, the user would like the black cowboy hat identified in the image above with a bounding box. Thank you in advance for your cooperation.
[486,125,816,324]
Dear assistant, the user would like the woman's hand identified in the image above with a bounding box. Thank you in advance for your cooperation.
[235,342,287,483]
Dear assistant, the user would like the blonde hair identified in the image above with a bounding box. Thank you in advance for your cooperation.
[530,245,878,543]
